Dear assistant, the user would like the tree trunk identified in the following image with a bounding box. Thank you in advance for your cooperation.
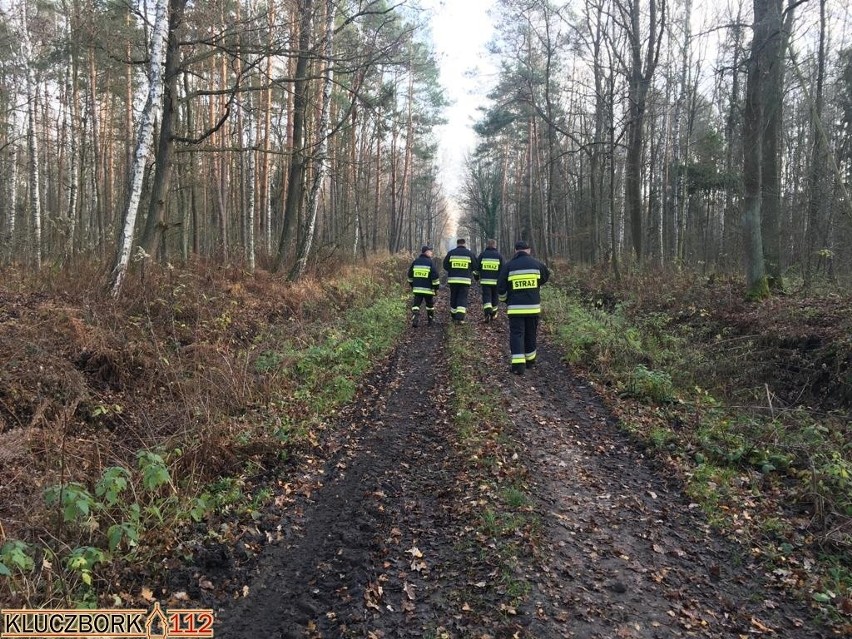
[86,46,103,255]
[274,0,314,272]
[722,7,743,264]
[20,1,42,270]
[742,0,771,300]
[760,0,785,286]
[805,0,827,287]
[63,7,81,262]
[5,111,19,265]
[109,0,170,296]
[140,0,188,261]
[621,0,663,265]
[290,0,335,280]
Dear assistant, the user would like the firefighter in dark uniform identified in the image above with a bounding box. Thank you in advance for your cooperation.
[442,238,479,324]
[476,238,503,323]
[407,244,440,327]
[497,240,550,374]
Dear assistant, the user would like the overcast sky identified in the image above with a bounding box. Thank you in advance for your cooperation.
[420,0,497,217]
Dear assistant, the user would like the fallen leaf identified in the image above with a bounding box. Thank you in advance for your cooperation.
[407,546,423,558]
[403,582,416,601]
[750,616,775,634]
[411,559,428,572]
[141,587,155,602]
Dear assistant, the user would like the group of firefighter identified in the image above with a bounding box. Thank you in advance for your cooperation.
[407,238,550,376]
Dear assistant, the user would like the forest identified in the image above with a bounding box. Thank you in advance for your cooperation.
[0,0,849,290]
[0,0,850,636]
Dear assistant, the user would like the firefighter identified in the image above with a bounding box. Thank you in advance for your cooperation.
[497,240,551,375]
[407,244,440,327]
[442,238,479,324]
[476,238,503,322]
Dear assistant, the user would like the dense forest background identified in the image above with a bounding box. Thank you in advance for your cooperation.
[1,0,850,292]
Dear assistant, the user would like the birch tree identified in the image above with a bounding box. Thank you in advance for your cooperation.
[4,110,20,265]
[290,0,335,280]
[18,1,42,269]
[109,0,170,296]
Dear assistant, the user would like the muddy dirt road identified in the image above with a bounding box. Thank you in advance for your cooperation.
[211,291,830,638]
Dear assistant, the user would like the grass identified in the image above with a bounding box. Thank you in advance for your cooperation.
[543,266,851,628]
[445,323,536,612]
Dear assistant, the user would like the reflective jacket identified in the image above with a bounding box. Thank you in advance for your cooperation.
[476,247,504,286]
[443,246,478,286]
[407,253,441,295]
[497,252,551,315]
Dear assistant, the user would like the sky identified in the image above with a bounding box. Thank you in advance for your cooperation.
[420,0,498,209]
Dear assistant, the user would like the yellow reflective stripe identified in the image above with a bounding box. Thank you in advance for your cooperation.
[432,279,441,286]
[511,355,526,364]
[447,277,472,284]
[525,351,537,360]
[507,305,540,315]
[482,303,493,309]
[412,266,431,278]
[498,294,507,302]
[480,259,500,270]
[412,287,435,295]
[480,279,498,285]
[449,257,471,268]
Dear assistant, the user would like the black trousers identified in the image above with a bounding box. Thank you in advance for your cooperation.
[509,315,539,369]
[481,285,499,315]
[448,284,470,320]
[411,293,435,315]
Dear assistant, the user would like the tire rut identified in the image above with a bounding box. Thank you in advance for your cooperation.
[213,288,833,638]
[216,301,475,638]
[478,331,831,638]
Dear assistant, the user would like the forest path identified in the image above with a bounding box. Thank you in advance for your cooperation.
[212,288,830,638]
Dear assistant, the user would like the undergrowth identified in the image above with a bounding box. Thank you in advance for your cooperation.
[544,265,851,628]
[0,256,407,607]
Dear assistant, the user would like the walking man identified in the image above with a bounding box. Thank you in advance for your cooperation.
[497,240,550,375]
[443,238,478,324]
[476,239,503,322]
[407,245,440,327]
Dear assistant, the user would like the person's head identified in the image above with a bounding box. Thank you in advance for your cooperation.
[421,244,433,256]
[486,238,497,249]
[456,238,466,246]
[514,240,531,253]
